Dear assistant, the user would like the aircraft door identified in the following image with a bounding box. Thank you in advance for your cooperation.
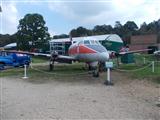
[77,41,83,54]
[77,45,79,54]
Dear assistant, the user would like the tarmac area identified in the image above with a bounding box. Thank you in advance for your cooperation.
[0,71,160,120]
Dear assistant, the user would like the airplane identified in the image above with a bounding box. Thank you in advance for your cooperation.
[1,37,151,77]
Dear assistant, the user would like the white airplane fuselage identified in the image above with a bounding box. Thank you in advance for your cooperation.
[68,39,109,64]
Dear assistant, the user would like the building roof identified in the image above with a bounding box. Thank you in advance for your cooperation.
[50,34,123,43]
[4,43,17,49]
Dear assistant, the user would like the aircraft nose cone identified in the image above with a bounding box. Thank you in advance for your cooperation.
[100,52,109,62]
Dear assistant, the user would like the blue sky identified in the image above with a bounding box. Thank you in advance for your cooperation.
[1,0,160,36]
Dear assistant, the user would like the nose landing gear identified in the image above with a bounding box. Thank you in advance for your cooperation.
[93,68,99,77]
[87,61,100,77]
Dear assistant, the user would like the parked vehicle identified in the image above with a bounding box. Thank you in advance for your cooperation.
[0,51,31,70]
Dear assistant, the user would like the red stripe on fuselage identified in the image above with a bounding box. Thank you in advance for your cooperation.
[68,46,77,55]
[68,45,97,55]
[79,45,97,54]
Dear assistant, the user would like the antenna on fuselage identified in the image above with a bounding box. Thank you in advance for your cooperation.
[69,32,72,43]
[0,6,2,12]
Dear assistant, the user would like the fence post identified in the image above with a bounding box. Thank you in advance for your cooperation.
[22,64,28,79]
[30,60,33,69]
[152,61,155,73]
[104,62,113,86]
[143,57,146,64]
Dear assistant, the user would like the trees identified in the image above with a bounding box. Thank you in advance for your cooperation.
[0,34,11,47]
[53,34,69,39]
[0,34,17,47]
[17,13,50,51]
[70,29,77,37]
[70,26,93,37]
[123,21,138,33]
[93,25,113,35]
[113,21,124,38]
[139,22,148,34]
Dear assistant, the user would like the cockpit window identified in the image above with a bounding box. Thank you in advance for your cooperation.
[84,40,90,45]
[90,40,100,45]
[95,40,100,45]
[78,41,83,45]
[78,40,100,45]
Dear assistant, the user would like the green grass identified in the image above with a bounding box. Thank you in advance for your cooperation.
[0,62,92,84]
[0,62,87,78]
[115,54,160,83]
[1,53,160,84]
[0,56,49,77]
[0,67,24,77]
[31,56,49,63]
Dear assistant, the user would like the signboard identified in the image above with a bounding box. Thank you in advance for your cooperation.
[105,62,113,68]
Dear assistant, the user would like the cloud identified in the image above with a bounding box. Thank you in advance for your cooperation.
[48,29,58,36]
[1,0,160,34]
[48,0,160,27]
[1,2,19,34]
[48,0,112,22]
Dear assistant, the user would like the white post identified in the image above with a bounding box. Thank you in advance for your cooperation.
[152,61,155,73]
[30,61,33,69]
[104,62,113,86]
[22,65,28,79]
[143,57,146,64]
[107,68,110,83]
[104,67,113,85]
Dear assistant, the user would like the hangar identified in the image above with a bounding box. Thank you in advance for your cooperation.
[49,34,123,55]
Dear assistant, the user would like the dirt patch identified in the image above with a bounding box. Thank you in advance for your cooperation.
[1,71,160,119]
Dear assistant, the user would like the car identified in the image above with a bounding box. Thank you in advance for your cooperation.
[0,51,31,70]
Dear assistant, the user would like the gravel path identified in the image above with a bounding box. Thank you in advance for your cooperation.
[1,71,160,120]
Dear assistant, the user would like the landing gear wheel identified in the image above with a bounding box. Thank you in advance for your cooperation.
[93,70,99,77]
[104,81,114,86]
[0,63,5,70]
[49,62,53,71]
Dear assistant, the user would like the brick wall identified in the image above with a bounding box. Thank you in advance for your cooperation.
[130,34,157,45]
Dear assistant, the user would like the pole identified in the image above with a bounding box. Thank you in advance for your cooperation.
[143,57,146,64]
[152,61,155,73]
[104,68,113,86]
[22,65,28,79]
[107,68,110,83]
[30,60,33,69]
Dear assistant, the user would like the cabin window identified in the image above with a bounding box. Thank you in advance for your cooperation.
[84,40,90,45]
[90,40,95,45]
[73,41,76,44]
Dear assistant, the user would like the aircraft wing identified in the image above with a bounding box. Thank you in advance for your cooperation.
[0,50,43,56]
[0,50,75,63]
[119,49,152,55]
[55,55,76,63]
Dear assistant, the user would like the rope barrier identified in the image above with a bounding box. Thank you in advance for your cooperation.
[154,61,160,63]
[114,63,152,72]
[142,59,160,63]
[30,65,90,77]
